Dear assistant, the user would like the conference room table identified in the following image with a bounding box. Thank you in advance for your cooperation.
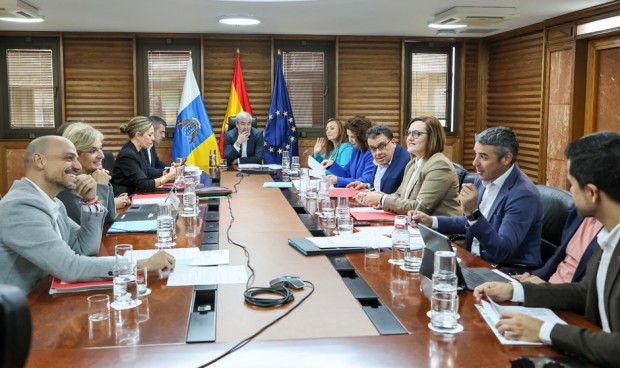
[24,171,600,367]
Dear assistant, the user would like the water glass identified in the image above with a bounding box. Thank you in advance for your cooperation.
[115,244,133,269]
[299,176,310,197]
[318,196,334,218]
[291,156,300,175]
[219,158,228,171]
[337,216,353,235]
[431,293,459,330]
[182,178,198,217]
[114,307,140,345]
[136,265,148,296]
[282,150,291,172]
[365,244,380,259]
[318,179,330,197]
[87,294,110,322]
[434,251,456,276]
[336,195,350,220]
[112,266,139,309]
[403,247,424,272]
[389,228,410,265]
[156,202,176,248]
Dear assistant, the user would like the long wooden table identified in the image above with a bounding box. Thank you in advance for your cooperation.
[24,171,600,367]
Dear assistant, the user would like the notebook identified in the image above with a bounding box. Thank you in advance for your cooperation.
[417,224,511,290]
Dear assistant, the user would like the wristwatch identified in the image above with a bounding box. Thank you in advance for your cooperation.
[466,208,482,221]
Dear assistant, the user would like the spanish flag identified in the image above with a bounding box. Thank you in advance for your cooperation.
[172,57,220,168]
[219,53,253,155]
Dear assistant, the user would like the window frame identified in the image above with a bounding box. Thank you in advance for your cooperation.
[404,42,460,136]
[274,39,335,136]
[0,36,62,139]
[136,38,201,129]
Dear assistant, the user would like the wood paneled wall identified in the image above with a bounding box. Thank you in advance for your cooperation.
[63,36,135,153]
[462,40,483,171]
[486,29,545,183]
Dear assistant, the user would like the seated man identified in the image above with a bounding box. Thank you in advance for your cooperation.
[513,206,602,284]
[141,115,171,177]
[411,126,543,270]
[474,131,620,368]
[348,124,409,194]
[224,111,264,165]
[0,136,175,293]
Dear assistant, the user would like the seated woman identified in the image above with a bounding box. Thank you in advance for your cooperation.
[357,116,461,216]
[111,116,177,196]
[311,118,353,174]
[322,115,374,188]
[57,123,130,224]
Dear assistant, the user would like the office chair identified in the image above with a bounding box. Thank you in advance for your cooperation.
[228,116,258,131]
[0,284,31,368]
[452,162,468,191]
[102,150,116,173]
[536,185,574,263]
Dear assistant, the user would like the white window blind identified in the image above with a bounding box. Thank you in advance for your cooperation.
[147,50,190,124]
[7,48,55,129]
[410,53,448,126]
[282,51,324,128]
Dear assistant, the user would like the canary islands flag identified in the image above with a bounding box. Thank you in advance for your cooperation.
[264,54,298,164]
[219,53,253,156]
[172,58,220,168]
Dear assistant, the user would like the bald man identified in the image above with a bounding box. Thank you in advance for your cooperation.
[0,136,175,293]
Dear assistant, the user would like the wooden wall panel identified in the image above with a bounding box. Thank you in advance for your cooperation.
[63,37,135,154]
[203,36,272,140]
[0,140,29,195]
[486,29,544,182]
[462,41,481,170]
[337,39,402,140]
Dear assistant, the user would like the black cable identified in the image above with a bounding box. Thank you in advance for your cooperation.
[198,281,315,367]
[243,286,294,307]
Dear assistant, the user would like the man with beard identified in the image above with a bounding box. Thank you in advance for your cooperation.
[224,111,264,164]
[0,136,175,293]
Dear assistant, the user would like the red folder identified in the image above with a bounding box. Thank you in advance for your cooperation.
[131,193,168,205]
[328,188,357,198]
[350,211,396,221]
[49,277,112,294]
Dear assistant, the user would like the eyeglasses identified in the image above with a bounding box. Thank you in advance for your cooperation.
[407,130,428,139]
[369,142,391,153]
[510,357,566,368]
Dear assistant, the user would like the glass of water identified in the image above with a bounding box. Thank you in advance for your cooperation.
[182,178,198,217]
[389,215,409,265]
[155,203,176,248]
[431,293,459,330]
[112,262,139,309]
[403,247,424,272]
[291,156,300,175]
[337,216,353,235]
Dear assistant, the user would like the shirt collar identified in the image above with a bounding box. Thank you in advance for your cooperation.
[24,177,60,216]
[482,164,515,188]
[597,222,620,252]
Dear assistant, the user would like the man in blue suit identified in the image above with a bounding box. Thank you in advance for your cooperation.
[347,125,409,194]
[224,111,264,165]
[513,207,602,284]
[412,126,543,270]
[141,115,171,177]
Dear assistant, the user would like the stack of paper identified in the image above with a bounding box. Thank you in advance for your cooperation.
[307,233,392,249]
[307,156,325,178]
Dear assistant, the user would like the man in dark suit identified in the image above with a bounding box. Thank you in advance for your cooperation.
[513,206,602,284]
[348,124,409,194]
[141,115,170,177]
[224,111,264,165]
[412,126,543,270]
[474,131,620,368]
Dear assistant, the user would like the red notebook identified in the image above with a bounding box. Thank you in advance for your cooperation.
[328,188,358,198]
[49,277,112,294]
[350,210,396,221]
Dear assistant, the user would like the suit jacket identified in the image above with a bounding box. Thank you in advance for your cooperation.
[327,147,375,188]
[383,152,461,216]
[369,144,409,194]
[140,145,169,177]
[111,141,157,196]
[224,127,264,164]
[0,179,114,292]
[437,165,543,267]
[533,207,600,282]
[523,237,620,368]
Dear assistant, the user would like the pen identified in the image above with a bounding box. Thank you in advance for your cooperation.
[409,198,423,224]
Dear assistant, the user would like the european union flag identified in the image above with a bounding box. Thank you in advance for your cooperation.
[263,54,298,164]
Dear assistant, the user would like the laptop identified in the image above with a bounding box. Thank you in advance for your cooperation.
[417,224,511,291]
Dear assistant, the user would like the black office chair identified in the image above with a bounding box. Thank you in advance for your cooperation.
[452,163,468,191]
[536,185,574,264]
[228,116,258,131]
[0,284,31,368]
[462,172,478,186]
[102,150,115,173]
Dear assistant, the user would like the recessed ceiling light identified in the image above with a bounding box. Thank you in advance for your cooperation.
[218,16,261,26]
[0,16,43,23]
[428,23,467,29]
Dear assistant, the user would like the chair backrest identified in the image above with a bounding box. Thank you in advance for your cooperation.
[228,116,258,131]
[536,184,574,262]
[102,150,116,173]
[452,163,468,191]
[462,172,478,186]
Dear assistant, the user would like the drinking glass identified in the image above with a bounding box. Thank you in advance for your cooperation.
[136,265,149,296]
[219,158,228,171]
[155,202,176,248]
[318,179,330,197]
[434,251,457,276]
[88,294,110,322]
[403,247,424,272]
[336,195,350,220]
[431,293,459,330]
[115,244,134,269]
[291,156,300,175]
[182,178,198,217]
[337,216,353,235]
[389,215,409,265]
[282,150,291,173]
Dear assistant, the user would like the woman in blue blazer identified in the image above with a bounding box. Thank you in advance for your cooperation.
[311,118,353,174]
[323,115,374,188]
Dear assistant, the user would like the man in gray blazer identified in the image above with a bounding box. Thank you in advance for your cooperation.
[0,136,175,293]
[473,131,620,368]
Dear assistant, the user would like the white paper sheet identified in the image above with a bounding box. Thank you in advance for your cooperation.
[307,233,391,249]
[132,247,201,261]
[350,207,391,213]
[189,250,230,266]
[354,226,423,248]
[167,265,248,286]
[308,156,325,178]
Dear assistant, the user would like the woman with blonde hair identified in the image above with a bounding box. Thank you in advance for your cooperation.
[111,116,177,195]
[58,122,130,224]
[358,116,461,216]
[311,118,353,172]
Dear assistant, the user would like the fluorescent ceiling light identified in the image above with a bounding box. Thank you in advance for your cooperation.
[0,16,43,23]
[218,16,261,26]
[428,23,466,29]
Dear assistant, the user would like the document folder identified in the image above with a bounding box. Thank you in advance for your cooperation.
[288,237,365,256]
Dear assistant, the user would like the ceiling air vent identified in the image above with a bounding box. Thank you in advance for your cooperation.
[433,6,517,27]
[0,0,40,20]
